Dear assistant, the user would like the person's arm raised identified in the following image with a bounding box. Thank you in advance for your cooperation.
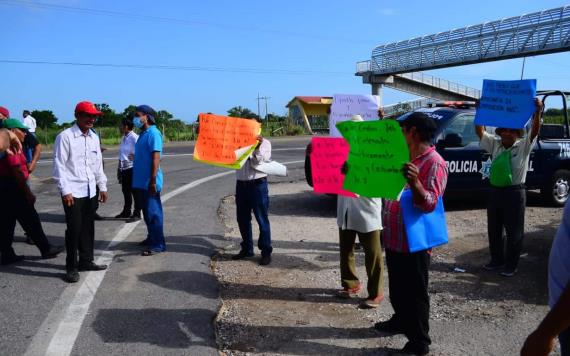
[529,98,544,142]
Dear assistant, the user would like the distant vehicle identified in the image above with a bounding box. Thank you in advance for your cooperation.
[305,90,570,206]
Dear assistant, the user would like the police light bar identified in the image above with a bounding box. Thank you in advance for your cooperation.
[433,101,477,108]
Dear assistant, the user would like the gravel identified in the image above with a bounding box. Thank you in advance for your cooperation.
[212,181,563,356]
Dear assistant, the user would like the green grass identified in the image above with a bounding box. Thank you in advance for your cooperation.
[34,121,306,146]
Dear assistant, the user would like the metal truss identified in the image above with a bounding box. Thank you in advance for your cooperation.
[368,6,570,75]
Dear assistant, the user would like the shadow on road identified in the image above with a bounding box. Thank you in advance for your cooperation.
[92,308,217,349]
[138,270,219,299]
[217,321,398,355]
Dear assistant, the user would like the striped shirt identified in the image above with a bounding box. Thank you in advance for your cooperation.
[382,146,448,253]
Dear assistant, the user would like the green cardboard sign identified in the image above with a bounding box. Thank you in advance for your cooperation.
[336,120,409,199]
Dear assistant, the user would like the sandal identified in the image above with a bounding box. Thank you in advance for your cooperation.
[141,250,155,256]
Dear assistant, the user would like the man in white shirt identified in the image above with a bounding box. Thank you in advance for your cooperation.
[53,101,109,283]
[22,110,37,133]
[115,118,141,220]
[232,133,273,266]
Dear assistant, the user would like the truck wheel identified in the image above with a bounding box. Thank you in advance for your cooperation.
[543,169,570,207]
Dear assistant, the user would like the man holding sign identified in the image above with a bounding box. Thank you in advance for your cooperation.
[374,112,448,356]
[232,130,273,266]
[476,97,543,277]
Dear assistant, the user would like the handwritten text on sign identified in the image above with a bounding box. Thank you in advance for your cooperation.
[194,113,260,164]
[310,137,356,197]
[336,119,409,199]
[329,94,380,137]
[474,79,537,129]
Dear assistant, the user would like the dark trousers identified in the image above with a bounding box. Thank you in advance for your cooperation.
[339,229,384,298]
[561,327,570,356]
[63,196,96,271]
[386,249,431,347]
[0,179,51,258]
[236,178,272,257]
[136,189,166,252]
[487,187,526,270]
[120,168,141,215]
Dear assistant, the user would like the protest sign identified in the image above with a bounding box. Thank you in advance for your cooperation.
[474,79,537,129]
[400,189,448,252]
[336,120,409,199]
[254,161,288,177]
[329,94,380,137]
[310,137,356,197]
[194,113,261,169]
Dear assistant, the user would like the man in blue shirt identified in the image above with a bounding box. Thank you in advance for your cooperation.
[522,201,570,356]
[132,105,166,256]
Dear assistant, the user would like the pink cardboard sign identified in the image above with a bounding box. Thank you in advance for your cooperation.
[310,137,356,197]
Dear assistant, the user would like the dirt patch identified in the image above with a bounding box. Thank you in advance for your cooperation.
[213,181,563,355]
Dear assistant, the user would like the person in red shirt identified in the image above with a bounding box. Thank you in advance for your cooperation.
[374,112,448,356]
[0,119,63,265]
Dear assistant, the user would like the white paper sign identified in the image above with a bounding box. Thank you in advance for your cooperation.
[253,161,287,177]
[329,94,380,137]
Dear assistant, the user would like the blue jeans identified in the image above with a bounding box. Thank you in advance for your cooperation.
[236,178,272,257]
[138,189,166,252]
[561,327,569,356]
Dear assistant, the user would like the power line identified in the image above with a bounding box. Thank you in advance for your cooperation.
[0,59,352,77]
[0,0,376,44]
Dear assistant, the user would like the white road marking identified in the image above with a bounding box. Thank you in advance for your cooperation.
[26,159,305,356]
[36,148,306,165]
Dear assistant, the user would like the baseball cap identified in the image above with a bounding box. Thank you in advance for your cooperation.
[398,112,438,140]
[3,118,29,130]
[136,105,157,123]
[0,106,9,118]
[75,101,102,115]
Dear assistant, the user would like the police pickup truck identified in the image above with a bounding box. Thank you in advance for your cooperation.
[305,90,570,206]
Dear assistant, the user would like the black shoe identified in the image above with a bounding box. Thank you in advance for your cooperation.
[500,268,518,277]
[64,270,80,283]
[231,251,254,260]
[400,341,429,355]
[41,245,64,259]
[374,317,405,334]
[259,255,272,266]
[114,211,131,219]
[127,214,141,223]
[1,254,25,266]
[78,262,108,271]
[483,261,504,271]
[93,213,104,221]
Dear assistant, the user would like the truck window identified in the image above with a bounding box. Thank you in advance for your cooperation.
[442,115,479,147]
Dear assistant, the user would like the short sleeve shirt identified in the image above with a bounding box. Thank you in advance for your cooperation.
[0,152,29,180]
[133,125,163,192]
[549,201,570,308]
[480,132,536,185]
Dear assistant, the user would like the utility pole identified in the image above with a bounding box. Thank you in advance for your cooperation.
[256,93,261,120]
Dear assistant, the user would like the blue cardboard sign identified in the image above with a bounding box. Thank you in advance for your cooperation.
[400,190,449,253]
[474,79,537,129]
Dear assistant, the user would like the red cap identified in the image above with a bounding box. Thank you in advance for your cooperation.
[0,106,9,118]
[75,101,102,115]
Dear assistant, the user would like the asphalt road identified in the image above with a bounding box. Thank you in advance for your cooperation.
[0,136,310,356]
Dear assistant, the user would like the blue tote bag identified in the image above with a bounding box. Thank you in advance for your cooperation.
[400,189,449,253]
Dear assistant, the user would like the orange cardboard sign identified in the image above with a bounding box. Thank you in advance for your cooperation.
[194,113,261,164]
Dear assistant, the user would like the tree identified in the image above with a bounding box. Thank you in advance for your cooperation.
[155,110,173,126]
[227,106,259,120]
[31,110,58,128]
[95,103,121,127]
[121,105,138,121]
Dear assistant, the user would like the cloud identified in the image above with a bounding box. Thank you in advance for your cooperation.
[379,8,396,16]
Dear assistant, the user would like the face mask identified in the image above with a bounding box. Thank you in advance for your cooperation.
[133,117,144,129]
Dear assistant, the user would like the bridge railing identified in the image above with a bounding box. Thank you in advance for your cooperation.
[370,5,570,75]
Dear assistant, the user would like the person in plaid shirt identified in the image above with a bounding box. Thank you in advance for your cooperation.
[375,112,448,356]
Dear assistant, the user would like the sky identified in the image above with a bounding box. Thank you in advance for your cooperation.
[1,0,570,124]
